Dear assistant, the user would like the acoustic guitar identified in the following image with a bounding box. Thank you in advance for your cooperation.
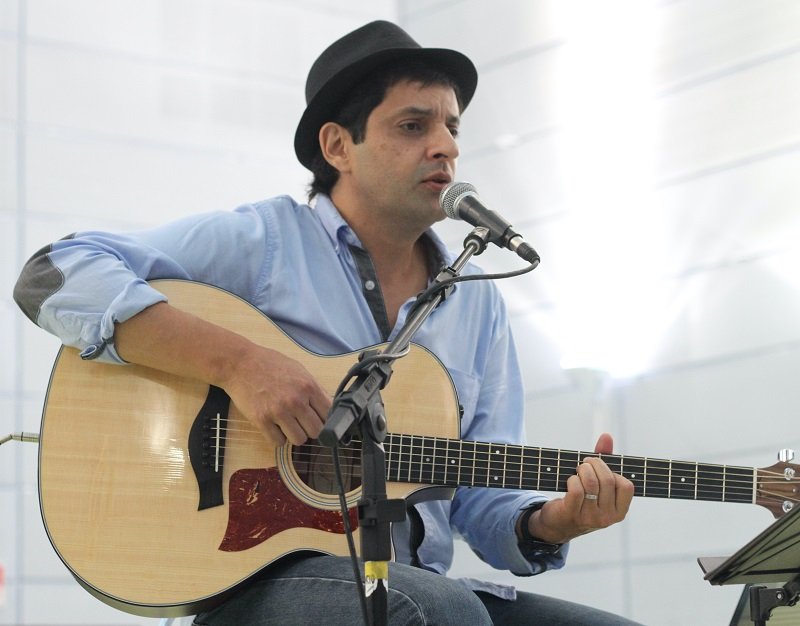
[37,280,800,617]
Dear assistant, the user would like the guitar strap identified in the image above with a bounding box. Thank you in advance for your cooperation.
[348,244,391,340]
[348,235,445,343]
[407,505,425,567]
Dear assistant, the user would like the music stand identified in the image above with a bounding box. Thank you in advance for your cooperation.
[698,504,800,625]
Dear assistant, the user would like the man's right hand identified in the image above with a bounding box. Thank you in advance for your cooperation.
[221,344,330,446]
[115,301,330,447]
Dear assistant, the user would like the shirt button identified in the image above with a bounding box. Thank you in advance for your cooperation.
[364,280,376,291]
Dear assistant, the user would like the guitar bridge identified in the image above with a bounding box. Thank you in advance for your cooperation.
[188,385,231,510]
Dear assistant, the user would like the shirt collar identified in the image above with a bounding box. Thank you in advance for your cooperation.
[314,194,360,253]
[313,194,457,269]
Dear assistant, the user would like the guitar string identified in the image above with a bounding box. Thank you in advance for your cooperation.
[202,417,793,488]
[201,432,794,497]
[210,443,785,490]
[208,458,797,501]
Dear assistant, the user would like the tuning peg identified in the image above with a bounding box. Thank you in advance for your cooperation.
[778,449,795,463]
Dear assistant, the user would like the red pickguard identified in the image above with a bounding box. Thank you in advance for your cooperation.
[219,468,358,552]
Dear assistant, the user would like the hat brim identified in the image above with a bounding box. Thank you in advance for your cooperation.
[294,47,477,170]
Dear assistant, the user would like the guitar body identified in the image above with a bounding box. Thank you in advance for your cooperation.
[37,280,800,617]
[38,280,460,616]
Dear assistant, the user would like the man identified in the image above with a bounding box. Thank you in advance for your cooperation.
[15,21,638,625]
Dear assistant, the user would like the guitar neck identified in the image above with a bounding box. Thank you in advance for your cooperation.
[385,434,756,505]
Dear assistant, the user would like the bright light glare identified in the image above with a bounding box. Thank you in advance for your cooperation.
[550,1,663,377]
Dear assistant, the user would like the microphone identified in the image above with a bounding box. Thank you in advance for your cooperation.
[439,182,540,264]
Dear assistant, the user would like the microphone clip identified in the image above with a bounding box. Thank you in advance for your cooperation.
[462,226,491,257]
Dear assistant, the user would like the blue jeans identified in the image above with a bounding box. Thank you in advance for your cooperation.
[193,555,642,625]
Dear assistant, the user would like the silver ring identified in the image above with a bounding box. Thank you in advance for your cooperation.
[584,494,599,501]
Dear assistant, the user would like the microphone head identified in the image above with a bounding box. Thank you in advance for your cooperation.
[439,181,477,220]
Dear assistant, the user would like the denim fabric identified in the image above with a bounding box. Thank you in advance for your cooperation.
[193,555,642,626]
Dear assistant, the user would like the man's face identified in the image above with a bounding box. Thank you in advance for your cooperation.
[346,79,461,230]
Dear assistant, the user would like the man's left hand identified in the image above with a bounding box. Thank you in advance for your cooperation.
[524,432,634,544]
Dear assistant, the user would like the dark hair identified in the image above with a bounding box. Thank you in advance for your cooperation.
[307,59,463,200]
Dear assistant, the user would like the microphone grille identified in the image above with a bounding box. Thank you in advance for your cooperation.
[439,181,477,219]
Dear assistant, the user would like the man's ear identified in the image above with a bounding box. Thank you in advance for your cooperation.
[319,122,352,173]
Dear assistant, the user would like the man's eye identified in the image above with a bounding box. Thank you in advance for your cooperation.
[449,127,460,138]
[401,122,422,132]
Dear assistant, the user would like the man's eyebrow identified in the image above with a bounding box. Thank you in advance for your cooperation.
[396,106,461,126]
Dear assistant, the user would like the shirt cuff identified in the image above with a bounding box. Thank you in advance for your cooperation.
[83,280,168,364]
[505,499,569,576]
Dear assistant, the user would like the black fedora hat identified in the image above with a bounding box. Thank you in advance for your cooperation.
[294,20,478,170]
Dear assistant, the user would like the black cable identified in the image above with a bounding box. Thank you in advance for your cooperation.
[408,259,539,319]
[333,445,371,626]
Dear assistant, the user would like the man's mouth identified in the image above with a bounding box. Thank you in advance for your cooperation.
[421,173,452,191]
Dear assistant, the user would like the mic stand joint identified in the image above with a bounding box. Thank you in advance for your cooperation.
[749,575,800,625]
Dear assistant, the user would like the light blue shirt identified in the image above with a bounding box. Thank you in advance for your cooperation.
[23,194,567,591]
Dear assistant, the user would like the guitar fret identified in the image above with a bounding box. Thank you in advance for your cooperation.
[668,460,672,498]
[519,446,539,491]
[474,442,489,486]
[646,459,669,498]
[725,466,755,503]
[470,440,477,487]
[385,435,394,479]
[434,438,446,485]
[443,438,452,485]
[424,436,433,484]
[418,436,424,483]
[455,438,463,486]
[643,457,647,497]
[603,453,620,476]
[477,442,485,487]
[502,444,508,487]
[382,437,760,509]
[539,448,558,492]
[393,434,403,482]
[560,450,581,492]
[391,434,398,481]
[722,464,727,502]
[537,447,543,491]
[436,438,446,485]
[429,437,437,483]
[409,435,416,484]
[490,444,504,487]
[451,438,461,486]
[442,438,450,485]
[464,440,476,487]
[697,463,724,502]
[420,437,428,484]
[555,449,561,493]
[671,461,697,500]
[619,456,645,497]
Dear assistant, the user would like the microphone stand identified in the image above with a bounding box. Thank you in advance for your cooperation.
[319,226,492,626]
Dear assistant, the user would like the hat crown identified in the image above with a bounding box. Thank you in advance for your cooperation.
[305,21,421,104]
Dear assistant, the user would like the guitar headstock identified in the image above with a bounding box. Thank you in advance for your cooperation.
[756,460,800,518]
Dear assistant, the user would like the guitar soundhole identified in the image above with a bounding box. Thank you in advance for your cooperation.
[291,440,362,495]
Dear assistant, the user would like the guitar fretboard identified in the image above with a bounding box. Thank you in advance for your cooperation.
[384,434,755,504]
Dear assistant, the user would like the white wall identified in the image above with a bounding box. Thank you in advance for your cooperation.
[3,0,800,624]
[403,1,800,624]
